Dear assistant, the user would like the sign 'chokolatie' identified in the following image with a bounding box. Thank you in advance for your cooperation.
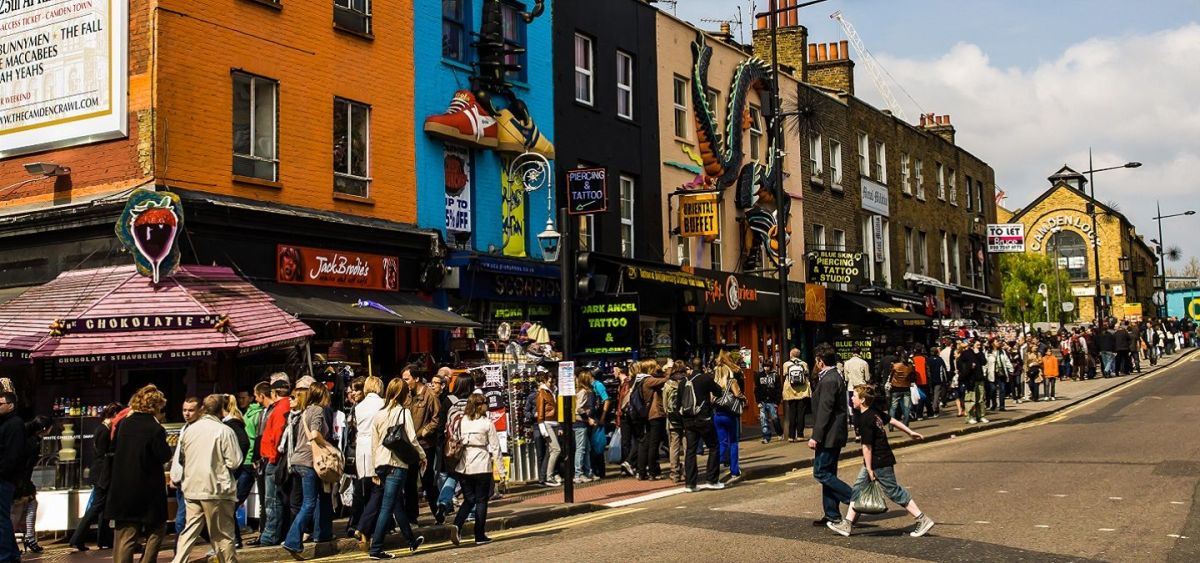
[577,296,638,356]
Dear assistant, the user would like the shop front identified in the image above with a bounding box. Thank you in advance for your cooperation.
[823,290,934,367]
[443,252,561,361]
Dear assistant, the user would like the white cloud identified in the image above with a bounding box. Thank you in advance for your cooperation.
[864,24,1200,261]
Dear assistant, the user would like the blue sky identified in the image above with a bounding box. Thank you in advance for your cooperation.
[672,0,1200,275]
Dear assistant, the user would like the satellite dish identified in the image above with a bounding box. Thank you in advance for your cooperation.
[497,322,512,341]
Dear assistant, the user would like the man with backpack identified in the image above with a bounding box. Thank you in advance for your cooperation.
[670,361,723,492]
[809,343,853,527]
[781,349,811,442]
[755,360,781,443]
[662,360,691,483]
[631,359,667,480]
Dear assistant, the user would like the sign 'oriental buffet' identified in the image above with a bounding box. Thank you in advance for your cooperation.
[0,0,129,157]
[276,245,400,291]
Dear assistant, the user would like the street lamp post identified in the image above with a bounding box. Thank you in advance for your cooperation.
[1049,226,1065,331]
[1083,149,1141,324]
[1152,201,1196,317]
[757,0,830,370]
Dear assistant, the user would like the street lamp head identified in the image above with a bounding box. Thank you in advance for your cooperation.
[536,218,561,264]
[1124,162,1142,169]
[1186,210,1197,216]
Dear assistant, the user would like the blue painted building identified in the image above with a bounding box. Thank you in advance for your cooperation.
[1166,287,1200,320]
[414,0,560,338]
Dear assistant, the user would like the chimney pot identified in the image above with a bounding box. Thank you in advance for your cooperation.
[757,15,768,30]
[809,44,817,61]
[720,22,731,37]
[919,114,926,126]
[829,43,839,59]
[839,40,849,60]
[819,43,828,61]
[944,115,951,125]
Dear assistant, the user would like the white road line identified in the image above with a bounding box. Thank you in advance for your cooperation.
[604,487,687,508]
[953,487,964,491]
[1098,528,1116,532]
[997,490,1009,494]
[1035,525,1051,528]
[974,520,991,524]
[1168,534,1190,539]
[1053,494,1068,497]
[1171,501,1186,505]
[1109,497,1123,500]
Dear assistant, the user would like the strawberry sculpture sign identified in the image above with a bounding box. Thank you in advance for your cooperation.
[115,189,184,284]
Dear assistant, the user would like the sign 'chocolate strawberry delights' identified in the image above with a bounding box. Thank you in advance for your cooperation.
[115,189,184,284]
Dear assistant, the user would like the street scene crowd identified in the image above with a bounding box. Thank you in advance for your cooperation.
[0,317,1195,561]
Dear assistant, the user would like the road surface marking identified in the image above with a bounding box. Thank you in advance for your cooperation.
[997,490,1009,494]
[974,520,991,524]
[1098,528,1116,532]
[604,487,687,508]
[953,487,964,491]
[1171,501,1186,505]
[1168,534,1190,539]
[1053,494,1068,497]
[1035,525,1051,528]
[1109,497,1123,500]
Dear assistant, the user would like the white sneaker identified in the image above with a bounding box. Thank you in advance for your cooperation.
[979,418,990,423]
[910,514,935,537]
[967,418,978,424]
[698,482,726,490]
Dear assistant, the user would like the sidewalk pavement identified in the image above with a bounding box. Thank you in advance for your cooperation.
[38,349,1192,563]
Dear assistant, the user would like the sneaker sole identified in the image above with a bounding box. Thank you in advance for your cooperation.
[424,122,499,148]
[827,521,851,537]
[911,520,935,537]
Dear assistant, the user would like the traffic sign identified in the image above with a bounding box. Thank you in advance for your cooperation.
[1152,290,1165,307]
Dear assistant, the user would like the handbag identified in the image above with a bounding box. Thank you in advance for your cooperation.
[713,371,746,415]
[312,441,344,485]
[850,478,889,514]
[382,409,423,468]
[605,427,623,465]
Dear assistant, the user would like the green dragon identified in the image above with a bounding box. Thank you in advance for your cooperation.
[690,32,789,270]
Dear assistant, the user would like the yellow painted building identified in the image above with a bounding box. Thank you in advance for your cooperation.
[1007,166,1157,323]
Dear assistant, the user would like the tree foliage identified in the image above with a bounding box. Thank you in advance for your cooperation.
[1000,253,1077,324]
[1167,256,1200,289]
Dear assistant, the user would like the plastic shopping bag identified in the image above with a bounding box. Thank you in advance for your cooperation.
[850,479,889,514]
[605,427,623,465]
[909,384,922,406]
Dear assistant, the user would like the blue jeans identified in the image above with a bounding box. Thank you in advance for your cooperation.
[283,466,324,552]
[369,467,416,555]
[888,390,911,428]
[758,402,779,441]
[813,447,852,522]
[850,465,912,508]
[0,480,18,563]
[1044,377,1057,398]
[174,488,186,535]
[713,411,740,476]
[259,462,282,545]
[233,466,254,543]
[438,472,459,511]
[573,424,593,478]
[1101,351,1116,375]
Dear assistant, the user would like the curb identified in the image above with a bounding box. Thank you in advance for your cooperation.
[230,502,604,562]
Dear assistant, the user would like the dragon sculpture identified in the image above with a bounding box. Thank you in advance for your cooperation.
[690,32,790,271]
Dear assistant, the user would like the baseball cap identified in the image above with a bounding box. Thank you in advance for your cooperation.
[294,375,317,390]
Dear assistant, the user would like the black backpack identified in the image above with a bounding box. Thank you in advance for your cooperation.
[627,379,650,422]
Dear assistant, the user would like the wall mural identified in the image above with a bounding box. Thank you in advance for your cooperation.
[690,32,790,272]
[500,162,527,257]
[423,0,554,160]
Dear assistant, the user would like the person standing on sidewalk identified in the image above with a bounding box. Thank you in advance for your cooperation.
[0,390,25,563]
[449,394,500,548]
[614,365,636,477]
[1098,323,1117,377]
[887,353,915,430]
[782,349,812,442]
[680,362,723,492]
[106,385,173,563]
[827,384,934,538]
[1042,347,1060,400]
[251,378,290,547]
[219,395,251,549]
[281,383,335,557]
[664,362,690,483]
[534,372,562,486]
[638,359,669,480]
[573,371,597,482]
[911,346,928,422]
[170,397,203,536]
[349,376,385,537]
[984,340,1013,412]
[712,352,746,482]
[755,360,782,443]
[958,340,987,424]
[171,395,242,563]
[68,402,121,552]
[809,343,853,526]
[401,366,441,524]
[924,347,946,419]
[1024,345,1044,402]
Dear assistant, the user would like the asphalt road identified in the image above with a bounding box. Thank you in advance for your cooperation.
[360,354,1200,563]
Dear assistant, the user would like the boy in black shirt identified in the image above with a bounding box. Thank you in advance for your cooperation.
[828,384,935,538]
[754,363,782,444]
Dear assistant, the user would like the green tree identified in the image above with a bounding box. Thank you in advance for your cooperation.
[1000,253,1077,326]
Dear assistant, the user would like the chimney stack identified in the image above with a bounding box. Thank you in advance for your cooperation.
[752,1,808,79]
[804,40,854,95]
[921,113,956,145]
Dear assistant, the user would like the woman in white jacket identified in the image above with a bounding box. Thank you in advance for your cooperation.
[366,379,426,559]
[984,340,1014,412]
[349,376,385,538]
[449,394,500,547]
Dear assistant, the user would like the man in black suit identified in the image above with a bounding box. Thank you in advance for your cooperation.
[808,343,853,526]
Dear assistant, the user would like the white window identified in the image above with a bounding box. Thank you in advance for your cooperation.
[948,167,957,205]
[619,175,634,258]
[936,162,945,200]
[673,76,689,139]
[952,233,961,284]
[900,153,910,194]
[574,34,593,105]
[862,216,891,286]
[874,141,886,183]
[829,140,843,186]
[748,105,762,162]
[579,215,594,251]
[808,134,823,176]
[333,97,370,197]
[965,174,974,209]
[915,158,925,199]
[918,230,928,275]
[232,72,278,181]
[904,226,914,273]
[813,223,826,251]
[941,231,950,282]
[710,204,723,271]
[676,237,690,266]
[858,132,869,177]
[833,228,848,290]
[616,51,634,119]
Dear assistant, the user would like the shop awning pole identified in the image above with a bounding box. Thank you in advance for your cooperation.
[304,341,314,378]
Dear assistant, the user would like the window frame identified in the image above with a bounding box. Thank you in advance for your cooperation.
[573,33,594,106]
[900,152,911,194]
[442,0,469,62]
[749,104,763,162]
[808,133,823,176]
[231,71,279,182]
[965,174,974,210]
[915,158,925,200]
[673,75,689,140]
[333,0,372,36]
[333,97,372,197]
[918,230,928,275]
[579,214,595,252]
[941,230,950,282]
[874,140,886,183]
[499,2,528,82]
[832,228,848,290]
[616,50,634,120]
[904,226,914,273]
[936,162,946,200]
[619,175,635,258]
[948,167,957,206]
[710,203,723,271]
[829,140,843,187]
[858,132,869,177]
[812,223,826,251]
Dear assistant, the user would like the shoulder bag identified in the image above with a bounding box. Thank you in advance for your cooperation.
[382,409,423,467]
[713,371,745,415]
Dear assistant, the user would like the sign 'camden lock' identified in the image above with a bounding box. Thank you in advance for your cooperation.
[678,193,720,238]
[577,295,639,356]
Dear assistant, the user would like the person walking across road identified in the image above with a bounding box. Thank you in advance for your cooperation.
[809,343,853,527]
[958,340,987,424]
[827,384,934,538]
[171,395,242,563]
[781,348,812,442]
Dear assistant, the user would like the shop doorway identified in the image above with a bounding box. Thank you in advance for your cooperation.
[121,367,190,422]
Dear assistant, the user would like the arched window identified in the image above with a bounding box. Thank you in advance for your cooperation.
[1047,230,1088,281]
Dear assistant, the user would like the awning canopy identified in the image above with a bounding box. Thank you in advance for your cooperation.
[860,285,925,307]
[256,282,480,329]
[956,285,1003,305]
[0,265,313,363]
[833,293,933,329]
[0,286,31,306]
[902,272,958,292]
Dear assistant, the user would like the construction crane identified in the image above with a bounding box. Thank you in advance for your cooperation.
[830,10,907,121]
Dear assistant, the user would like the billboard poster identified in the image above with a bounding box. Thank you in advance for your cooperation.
[444,145,472,233]
[0,0,129,157]
[986,223,1025,253]
[275,244,399,291]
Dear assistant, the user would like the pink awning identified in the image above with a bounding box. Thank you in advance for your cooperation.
[0,265,313,363]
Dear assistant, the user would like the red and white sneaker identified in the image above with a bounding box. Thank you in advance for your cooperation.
[423,90,499,149]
